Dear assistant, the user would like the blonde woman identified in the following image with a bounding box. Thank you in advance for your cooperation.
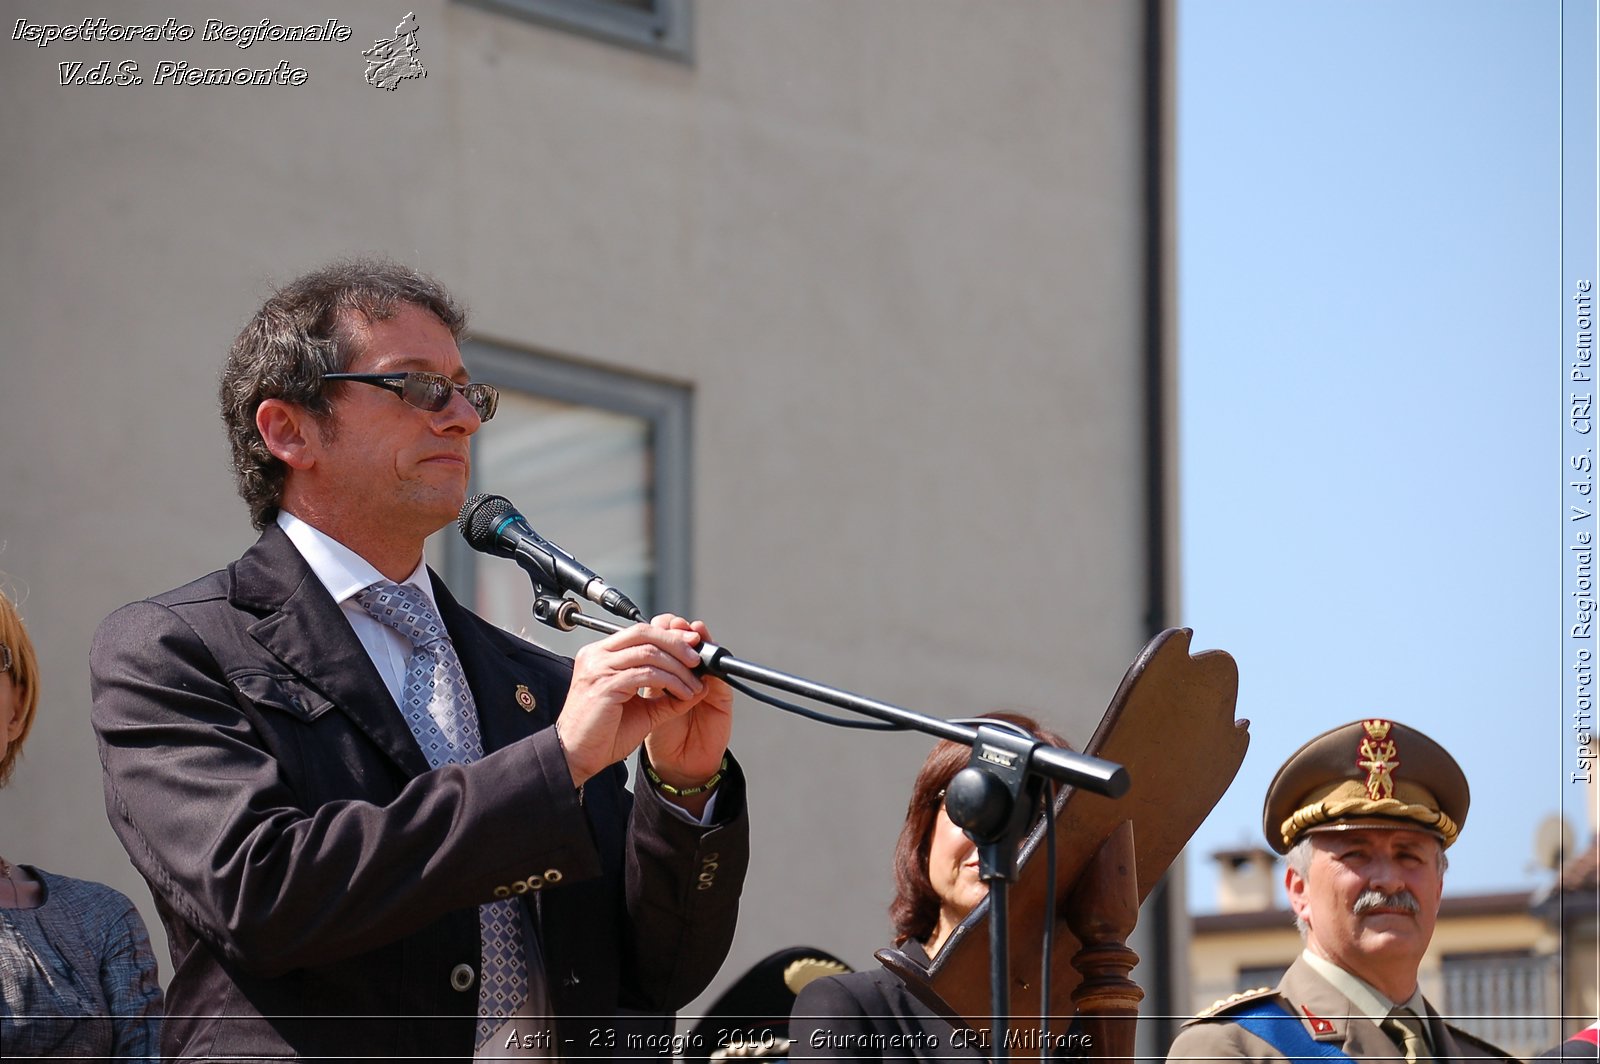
[0,587,163,1059]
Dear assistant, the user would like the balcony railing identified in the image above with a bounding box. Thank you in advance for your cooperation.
[1441,951,1563,1060]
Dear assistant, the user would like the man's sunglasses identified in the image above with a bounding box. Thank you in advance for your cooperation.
[323,372,498,422]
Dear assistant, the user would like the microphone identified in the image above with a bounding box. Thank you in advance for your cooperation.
[458,493,645,622]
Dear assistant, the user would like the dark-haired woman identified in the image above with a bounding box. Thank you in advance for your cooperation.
[790,713,1067,1062]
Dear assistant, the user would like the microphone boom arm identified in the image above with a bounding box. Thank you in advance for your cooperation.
[530,592,1128,799]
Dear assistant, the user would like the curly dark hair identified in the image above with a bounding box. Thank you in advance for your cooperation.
[888,711,1070,947]
[218,258,467,529]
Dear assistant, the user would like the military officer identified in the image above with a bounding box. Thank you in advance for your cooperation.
[1167,718,1515,1063]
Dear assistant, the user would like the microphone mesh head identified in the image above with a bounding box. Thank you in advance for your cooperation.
[457,492,515,550]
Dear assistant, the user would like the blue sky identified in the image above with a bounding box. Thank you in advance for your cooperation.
[1177,1,1581,910]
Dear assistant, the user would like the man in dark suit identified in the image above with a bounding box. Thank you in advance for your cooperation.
[90,260,748,1062]
[1167,719,1512,1063]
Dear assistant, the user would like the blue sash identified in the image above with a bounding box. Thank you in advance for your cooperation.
[1230,1000,1351,1060]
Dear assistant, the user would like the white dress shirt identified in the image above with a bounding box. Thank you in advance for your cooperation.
[277,510,434,707]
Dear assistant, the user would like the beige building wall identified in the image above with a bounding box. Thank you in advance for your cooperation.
[1189,923,1303,1011]
[0,0,1165,1020]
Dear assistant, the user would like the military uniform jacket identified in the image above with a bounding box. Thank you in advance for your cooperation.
[89,524,748,1062]
[1167,956,1515,1063]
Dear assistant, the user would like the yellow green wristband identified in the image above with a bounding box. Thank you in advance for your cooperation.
[643,755,728,798]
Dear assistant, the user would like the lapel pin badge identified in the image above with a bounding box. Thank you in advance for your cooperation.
[515,684,536,712]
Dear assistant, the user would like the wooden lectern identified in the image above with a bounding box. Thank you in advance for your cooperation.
[876,628,1248,1061]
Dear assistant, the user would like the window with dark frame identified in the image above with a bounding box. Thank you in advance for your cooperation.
[439,341,692,661]
[1234,964,1288,993]
[459,0,692,61]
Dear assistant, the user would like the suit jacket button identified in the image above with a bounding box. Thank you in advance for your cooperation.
[450,964,476,992]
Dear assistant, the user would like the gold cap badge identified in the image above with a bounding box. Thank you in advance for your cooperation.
[1261,717,1469,853]
[1356,718,1399,800]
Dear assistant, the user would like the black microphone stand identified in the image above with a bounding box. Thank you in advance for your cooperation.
[528,589,1128,1058]
[943,722,1050,1060]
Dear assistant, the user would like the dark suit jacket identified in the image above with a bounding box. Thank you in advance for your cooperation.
[1167,955,1515,1062]
[789,942,985,1063]
[1539,1028,1599,1060]
[90,524,747,1062]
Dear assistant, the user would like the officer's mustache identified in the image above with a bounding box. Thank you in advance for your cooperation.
[1352,888,1420,915]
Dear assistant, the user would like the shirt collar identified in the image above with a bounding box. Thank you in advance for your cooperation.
[1298,949,1433,1047]
[1300,948,1404,1023]
[277,510,436,607]
[1396,988,1432,1041]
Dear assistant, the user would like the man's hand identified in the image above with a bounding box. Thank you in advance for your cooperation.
[556,615,733,806]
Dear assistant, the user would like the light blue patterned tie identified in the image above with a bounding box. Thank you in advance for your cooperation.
[357,582,530,1050]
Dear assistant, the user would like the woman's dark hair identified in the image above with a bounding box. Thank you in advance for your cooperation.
[887,712,1070,947]
[218,258,467,529]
